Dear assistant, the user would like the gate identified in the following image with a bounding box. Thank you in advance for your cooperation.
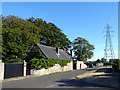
[4,62,24,79]
[73,60,77,70]
[26,63,31,75]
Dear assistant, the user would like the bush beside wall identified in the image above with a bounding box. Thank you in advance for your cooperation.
[30,58,71,70]
[112,59,120,72]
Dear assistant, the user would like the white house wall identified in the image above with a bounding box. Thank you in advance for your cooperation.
[76,61,87,70]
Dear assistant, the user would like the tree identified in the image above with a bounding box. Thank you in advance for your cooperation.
[2,15,71,62]
[96,59,101,63]
[101,58,107,63]
[27,17,71,50]
[2,15,42,62]
[72,37,95,61]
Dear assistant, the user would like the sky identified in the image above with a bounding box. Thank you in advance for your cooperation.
[2,2,118,61]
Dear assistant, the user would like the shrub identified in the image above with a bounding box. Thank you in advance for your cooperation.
[58,60,71,67]
[7,58,23,63]
[104,62,112,66]
[112,59,120,72]
[30,58,71,70]
[30,58,41,69]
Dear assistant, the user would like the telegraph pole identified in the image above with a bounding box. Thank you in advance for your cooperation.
[104,24,115,61]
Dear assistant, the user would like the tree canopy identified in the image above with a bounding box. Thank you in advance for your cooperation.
[2,15,70,62]
[71,37,95,61]
[2,15,95,63]
[27,17,71,49]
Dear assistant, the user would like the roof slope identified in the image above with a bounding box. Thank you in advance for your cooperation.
[36,44,72,60]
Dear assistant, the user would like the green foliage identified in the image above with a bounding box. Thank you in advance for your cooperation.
[72,37,95,61]
[2,15,70,62]
[96,59,101,63]
[112,59,120,72]
[95,58,108,66]
[6,58,24,63]
[30,58,42,69]
[103,62,112,66]
[25,45,46,62]
[101,58,107,63]
[0,17,2,59]
[56,60,71,67]
[2,15,41,62]
[30,58,71,70]
[27,17,71,50]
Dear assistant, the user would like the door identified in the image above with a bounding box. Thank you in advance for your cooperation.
[73,60,77,70]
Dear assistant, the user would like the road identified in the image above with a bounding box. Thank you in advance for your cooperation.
[2,68,97,88]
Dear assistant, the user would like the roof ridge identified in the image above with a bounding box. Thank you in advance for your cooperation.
[36,43,64,51]
[36,43,54,49]
[36,43,72,60]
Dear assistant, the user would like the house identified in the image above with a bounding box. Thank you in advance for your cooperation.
[36,44,87,69]
[26,44,87,75]
[35,43,72,60]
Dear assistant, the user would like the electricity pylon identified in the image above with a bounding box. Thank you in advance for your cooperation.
[104,24,115,61]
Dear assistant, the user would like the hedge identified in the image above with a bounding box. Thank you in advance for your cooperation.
[30,58,71,70]
[112,59,120,72]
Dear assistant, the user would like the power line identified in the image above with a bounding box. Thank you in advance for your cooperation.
[106,2,115,24]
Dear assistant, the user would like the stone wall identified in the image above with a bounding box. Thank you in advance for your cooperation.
[31,61,73,76]
[31,61,87,76]
[97,63,104,66]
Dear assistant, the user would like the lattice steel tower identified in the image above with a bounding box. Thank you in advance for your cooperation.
[104,24,115,60]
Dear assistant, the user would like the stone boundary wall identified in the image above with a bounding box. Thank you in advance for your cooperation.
[96,63,104,66]
[31,61,73,76]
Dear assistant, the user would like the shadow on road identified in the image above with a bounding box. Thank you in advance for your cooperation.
[56,78,119,89]
[55,68,120,89]
[95,68,113,73]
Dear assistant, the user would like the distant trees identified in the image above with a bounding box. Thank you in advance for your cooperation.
[96,58,107,63]
[101,58,107,63]
[96,59,101,63]
[71,37,95,61]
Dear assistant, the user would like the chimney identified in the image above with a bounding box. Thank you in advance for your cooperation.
[56,47,60,55]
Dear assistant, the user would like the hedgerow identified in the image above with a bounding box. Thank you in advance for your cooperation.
[30,58,71,70]
[112,59,120,72]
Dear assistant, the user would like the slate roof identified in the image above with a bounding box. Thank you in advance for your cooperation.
[36,44,72,60]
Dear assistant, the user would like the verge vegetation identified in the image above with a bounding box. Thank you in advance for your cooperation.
[112,59,120,72]
[30,58,71,69]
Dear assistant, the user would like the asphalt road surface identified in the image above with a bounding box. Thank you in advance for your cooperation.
[2,68,97,88]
